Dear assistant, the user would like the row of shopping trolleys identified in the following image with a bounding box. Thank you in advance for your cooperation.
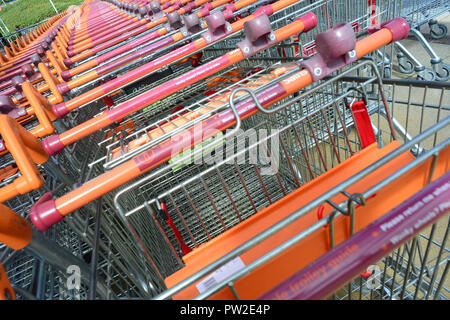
[0,0,448,300]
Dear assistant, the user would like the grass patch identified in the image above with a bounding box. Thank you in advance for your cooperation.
[0,0,84,33]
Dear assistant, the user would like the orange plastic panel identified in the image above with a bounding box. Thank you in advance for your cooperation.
[165,142,449,299]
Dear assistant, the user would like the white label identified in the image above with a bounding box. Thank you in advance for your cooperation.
[196,257,246,294]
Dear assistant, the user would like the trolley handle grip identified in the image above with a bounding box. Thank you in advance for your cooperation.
[22,81,57,138]
[0,115,49,203]
[37,62,64,105]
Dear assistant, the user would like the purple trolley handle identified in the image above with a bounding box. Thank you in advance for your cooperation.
[259,171,450,300]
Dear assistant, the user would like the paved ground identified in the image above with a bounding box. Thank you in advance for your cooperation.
[394,11,450,79]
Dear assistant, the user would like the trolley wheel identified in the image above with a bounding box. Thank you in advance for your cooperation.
[396,51,415,75]
[434,63,450,81]
[416,68,436,81]
[383,67,391,78]
[398,60,415,74]
[429,23,447,40]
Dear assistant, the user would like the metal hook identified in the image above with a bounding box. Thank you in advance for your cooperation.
[345,193,366,236]
[344,86,368,108]
[345,192,366,215]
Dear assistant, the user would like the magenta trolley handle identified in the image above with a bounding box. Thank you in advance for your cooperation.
[259,171,450,300]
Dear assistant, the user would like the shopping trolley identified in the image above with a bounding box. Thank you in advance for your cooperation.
[1,0,448,301]
[33,0,392,226]
[148,63,448,300]
[43,0,310,120]
[30,10,419,301]
[42,0,391,157]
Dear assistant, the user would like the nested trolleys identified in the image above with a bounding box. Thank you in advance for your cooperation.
[0,0,270,215]
[0,1,186,299]
[29,2,404,229]
[0,0,317,207]
[31,8,449,300]
[0,0,448,300]
[0,0,252,201]
[28,0,308,119]
[0,0,293,133]
[29,11,322,229]
[110,18,448,299]
[0,0,321,299]
[0,0,370,133]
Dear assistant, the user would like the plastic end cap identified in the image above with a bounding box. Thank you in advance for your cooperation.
[63,58,73,68]
[30,196,64,231]
[52,102,70,119]
[382,17,410,42]
[57,82,71,96]
[298,12,317,33]
[60,70,72,82]
[42,134,65,155]
[253,5,274,17]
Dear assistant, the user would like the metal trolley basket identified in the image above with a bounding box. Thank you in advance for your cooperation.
[109,58,449,300]
[396,0,449,35]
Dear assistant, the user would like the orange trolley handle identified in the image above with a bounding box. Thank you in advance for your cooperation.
[21,80,58,138]
[0,262,15,300]
[0,204,33,250]
[0,202,33,300]
[30,18,410,232]
[0,115,49,203]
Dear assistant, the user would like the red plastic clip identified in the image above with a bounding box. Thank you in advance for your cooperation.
[350,100,376,149]
[160,202,192,255]
[360,270,372,278]
[317,205,328,229]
